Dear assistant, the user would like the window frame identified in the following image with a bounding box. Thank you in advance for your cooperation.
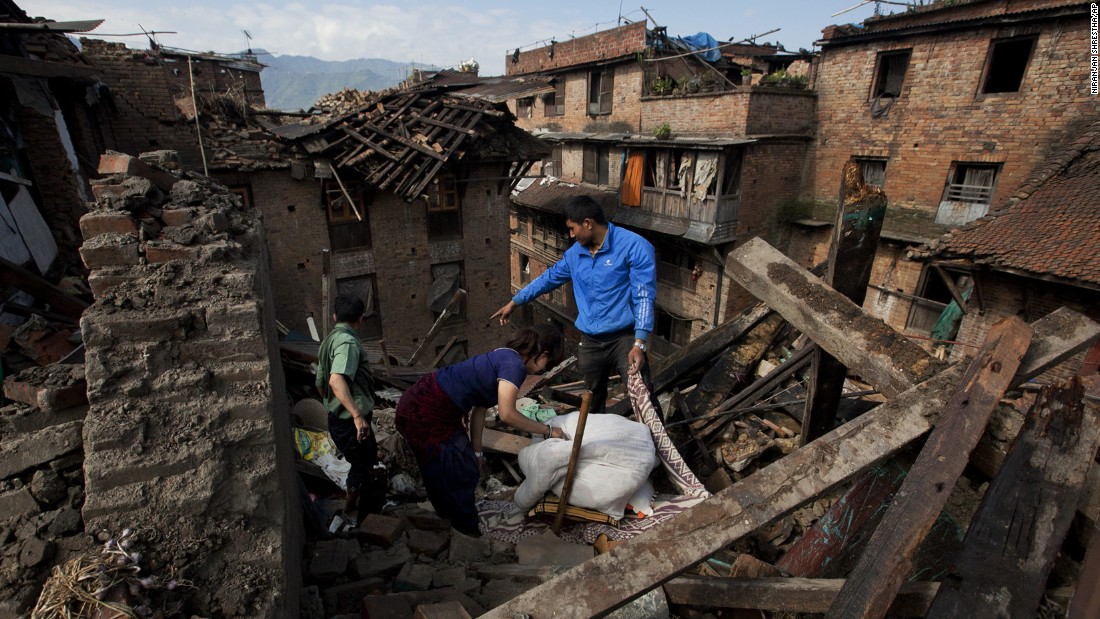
[542,144,563,178]
[324,181,372,252]
[853,157,888,189]
[979,35,1037,95]
[943,162,1000,206]
[870,49,912,100]
[427,175,463,240]
[516,96,534,119]
[543,80,565,117]
[582,144,610,185]
[587,67,614,115]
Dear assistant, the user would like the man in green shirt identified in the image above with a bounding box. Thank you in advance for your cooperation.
[316,295,383,516]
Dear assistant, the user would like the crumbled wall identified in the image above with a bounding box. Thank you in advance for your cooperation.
[77,154,300,618]
[505,22,647,76]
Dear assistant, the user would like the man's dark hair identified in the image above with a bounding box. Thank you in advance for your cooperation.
[563,196,606,226]
[334,295,365,323]
[505,323,565,367]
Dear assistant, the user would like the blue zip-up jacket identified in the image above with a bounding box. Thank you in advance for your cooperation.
[513,222,656,339]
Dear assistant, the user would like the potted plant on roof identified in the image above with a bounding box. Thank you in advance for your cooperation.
[654,123,672,139]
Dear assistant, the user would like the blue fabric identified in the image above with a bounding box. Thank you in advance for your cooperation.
[418,429,481,536]
[435,348,527,412]
[512,222,656,339]
[674,32,721,63]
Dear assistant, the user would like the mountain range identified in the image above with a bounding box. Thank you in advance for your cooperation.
[254,50,436,111]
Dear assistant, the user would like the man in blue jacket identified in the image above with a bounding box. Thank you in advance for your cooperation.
[492,196,657,415]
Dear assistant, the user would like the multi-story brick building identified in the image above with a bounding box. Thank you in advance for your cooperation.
[468,22,816,357]
[803,0,1098,341]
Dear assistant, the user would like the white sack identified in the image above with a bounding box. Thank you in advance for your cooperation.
[514,411,658,520]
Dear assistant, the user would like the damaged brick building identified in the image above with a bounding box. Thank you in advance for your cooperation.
[1,0,1099,617]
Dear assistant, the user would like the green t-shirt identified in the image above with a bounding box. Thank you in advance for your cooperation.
[316,323,375,420]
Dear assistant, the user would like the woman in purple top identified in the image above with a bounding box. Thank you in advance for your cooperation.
[395,324,567,536]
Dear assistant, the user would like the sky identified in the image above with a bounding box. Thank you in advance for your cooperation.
[31,1,889,75]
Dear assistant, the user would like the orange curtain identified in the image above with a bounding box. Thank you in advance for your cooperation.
[621,151,644,207]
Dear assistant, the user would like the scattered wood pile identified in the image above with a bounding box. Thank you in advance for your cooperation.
[481,236,1100,618]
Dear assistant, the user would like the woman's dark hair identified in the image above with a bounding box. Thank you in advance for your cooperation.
[506,323,565,367]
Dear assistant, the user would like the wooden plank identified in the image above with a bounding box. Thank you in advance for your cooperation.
[825,316,1033,619]
[604,302,772,416]
[518,355,576,398]
[925,377,1100,618]
[685,313,783,424]
[0,256,88,318]
[775,460,906,577]
[803,160,887,443]
[662,577,938,617]
[1069,518,1100,619]
[428,336,458,369]
[693,344,814,440]
[407,288,466,366]
[482,428,530,455]
[341,127,401,162]
[0,55,99,79]
[480,310,1094,619]
[725,237,942,399]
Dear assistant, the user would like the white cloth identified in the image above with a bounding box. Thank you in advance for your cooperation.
[513,411,659,520]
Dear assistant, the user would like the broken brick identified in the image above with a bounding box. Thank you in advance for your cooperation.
[321,577,385,615]
[359,514,405,547]
[3,377,88,412]
[0,421,83,479]
[79,239,141,269]
[97,152,179,191]
[394,563,434,592]
[431,566,465,589]
[160,207,195,227]
[79,211,138,241]
[408,529,449,557]
[0,487,41,521]
[362,593,414,619]
[413,601,472,619]
[144,241,201,264]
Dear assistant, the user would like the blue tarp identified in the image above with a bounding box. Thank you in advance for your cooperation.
[672,32,721,63]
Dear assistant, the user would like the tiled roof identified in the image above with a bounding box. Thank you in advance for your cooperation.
[512,177,620,218]
[919,117,1100,288]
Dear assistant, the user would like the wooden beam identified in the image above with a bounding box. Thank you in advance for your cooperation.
[802,160,887,444]
[775,460,907,577]
[604,302,771,416]
[482,428,530,455]
[686,313,784,424]
[0,55,98,80]
[662,577,938,617]
[340,126,401,162]
[826,316,1033,619]
[518,355,576,398]
[427,336,458,369]
[407,288,466,366]
[726,237,943,399]
[478,310,1094,619]
[0,256,88,318]
[934,265,969,314]
[925,377,1100,618]
[1070,517,1100,619]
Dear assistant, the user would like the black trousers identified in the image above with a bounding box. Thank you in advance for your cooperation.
[328,414,386,515]
[577,329,659,415]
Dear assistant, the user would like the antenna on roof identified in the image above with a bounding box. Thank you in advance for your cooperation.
[242,29,253,55]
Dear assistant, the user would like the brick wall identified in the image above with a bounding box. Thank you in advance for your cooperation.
[14,106,87,249]
[513,64,644,134]
[83,40,262,170]
[953,272,1100,380]
[505,22,647,76]
[811,12,1098,224]
[214,169,328,335]
[161,52,265,107]
[78,157,300,617]
[738,140,812,241]
[641,91,750,136]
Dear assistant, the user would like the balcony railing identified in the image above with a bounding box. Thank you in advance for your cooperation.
[944,182,993,205]
[640,187,739,224]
